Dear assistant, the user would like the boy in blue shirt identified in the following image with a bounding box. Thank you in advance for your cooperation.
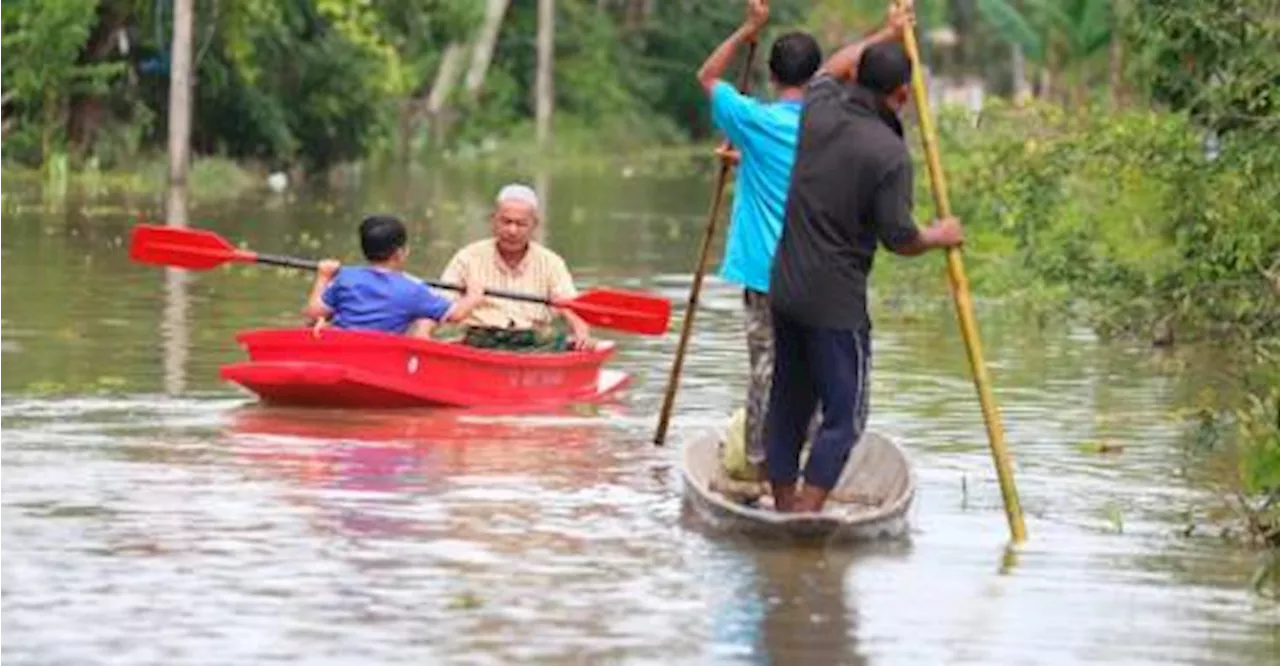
[304,215,484,337]
[697,0,822,481]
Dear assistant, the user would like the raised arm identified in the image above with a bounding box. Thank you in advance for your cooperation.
[819,2,912,82]
[697,0,769,93]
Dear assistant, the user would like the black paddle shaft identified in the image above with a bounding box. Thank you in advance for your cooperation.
[256,253,320,271]
[253,253,556,306]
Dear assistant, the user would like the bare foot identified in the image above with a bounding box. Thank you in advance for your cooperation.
[771,481,798,512]
[792,484,830,513]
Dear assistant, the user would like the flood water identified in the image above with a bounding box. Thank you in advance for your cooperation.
[3,166,1277,664]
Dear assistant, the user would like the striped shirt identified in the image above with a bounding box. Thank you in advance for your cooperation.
[439,239,578,329]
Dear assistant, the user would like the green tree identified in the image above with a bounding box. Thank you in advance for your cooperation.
[1124,0,1279,135]
[1,0,126,164]
[976,0,1113,104]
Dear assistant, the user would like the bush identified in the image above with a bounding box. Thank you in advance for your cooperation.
[918,98,1280,342]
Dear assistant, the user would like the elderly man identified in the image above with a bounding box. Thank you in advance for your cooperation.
[440,184,594,352]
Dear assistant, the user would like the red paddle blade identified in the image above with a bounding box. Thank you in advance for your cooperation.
[128,224,250,270]
[560,288,672,336]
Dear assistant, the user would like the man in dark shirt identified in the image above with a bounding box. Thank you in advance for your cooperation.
[764,14,964,513]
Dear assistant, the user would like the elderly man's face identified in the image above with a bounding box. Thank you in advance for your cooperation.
[492,199,538,253]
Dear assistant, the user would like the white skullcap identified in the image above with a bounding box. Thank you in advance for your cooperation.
[495,183,540,213]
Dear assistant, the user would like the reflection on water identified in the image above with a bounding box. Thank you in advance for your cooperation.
[3,171,1278,664]
[701,539,874,665]
[163,268,190,396]
[163,185,190,396]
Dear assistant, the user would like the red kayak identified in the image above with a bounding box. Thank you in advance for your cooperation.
[219,328,629,409]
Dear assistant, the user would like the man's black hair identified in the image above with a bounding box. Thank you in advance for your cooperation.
[856,42,912,95]
[359,215,407,262]
[769,32,822,87]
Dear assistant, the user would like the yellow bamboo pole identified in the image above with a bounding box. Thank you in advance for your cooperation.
[898,6,1027,543]
[653,41,760,447]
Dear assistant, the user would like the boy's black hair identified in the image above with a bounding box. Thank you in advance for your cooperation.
[359,215,407,262]
[856,42,913,96]
[769,32,822,87]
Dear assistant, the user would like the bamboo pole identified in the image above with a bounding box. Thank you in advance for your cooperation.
[897,2,1027,543]
[653,41,759,447]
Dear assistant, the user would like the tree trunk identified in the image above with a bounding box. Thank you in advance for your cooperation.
[42,88,57,166]
[535,0,554,146]
[464,0,510,97]
[428,43,467,113]
[1011,43,1030,104]
[623,0,653,30]
[69,2,130,155]
[425,42,468,145]
[1107,35,1125,110]
[1038,63,1054,103]
[2,90,14,137]
[167,0,195,191]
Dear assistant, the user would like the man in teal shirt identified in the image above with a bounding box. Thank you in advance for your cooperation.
[697,0,821,481]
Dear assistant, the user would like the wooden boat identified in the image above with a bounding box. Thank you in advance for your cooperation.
[219,328,629,409]
[680,428,915,543]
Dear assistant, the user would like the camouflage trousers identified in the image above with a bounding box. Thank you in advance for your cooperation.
[743,289,821,467]
[461,326,570,352]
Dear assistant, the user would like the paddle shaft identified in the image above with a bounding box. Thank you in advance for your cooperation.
[653,39,759,447]
[252,252,568,307]
[898,5,1027,543]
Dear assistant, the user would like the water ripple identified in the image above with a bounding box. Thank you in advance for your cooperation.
[4,191,1277,665]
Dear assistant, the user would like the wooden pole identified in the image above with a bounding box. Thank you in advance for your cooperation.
[653,41,759,447]
[535,0,554,146]
[166,0,194,192]
[897,3,1027,543]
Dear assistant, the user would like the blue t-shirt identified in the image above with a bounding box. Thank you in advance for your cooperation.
[710,81,803,293]
[321,266,452,334]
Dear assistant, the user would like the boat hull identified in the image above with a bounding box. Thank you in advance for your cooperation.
[219,328,629,409]
[680,426,915,543]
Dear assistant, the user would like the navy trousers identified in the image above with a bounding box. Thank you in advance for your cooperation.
[763,309,871,491]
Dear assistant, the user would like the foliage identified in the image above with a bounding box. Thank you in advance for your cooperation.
[976,0,1112,63]
[183,0,411,171]
[1,0,127,162]
[1235,343,1280,514]
[1175,341,1280,551]
[974,0,1113,101]
[1,0,821,171]
[919,98,1280,343]
[1124,0,1280,135]
[612,0,808,141]
[1238,388,1280,512]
